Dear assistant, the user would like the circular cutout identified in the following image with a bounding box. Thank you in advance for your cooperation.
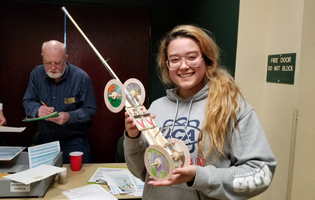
[104,79,126,113]
[144,145,174,181]
[124,78,146,106]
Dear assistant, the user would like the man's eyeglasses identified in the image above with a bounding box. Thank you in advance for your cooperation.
[166,55,203,70]
[43,59,65,68]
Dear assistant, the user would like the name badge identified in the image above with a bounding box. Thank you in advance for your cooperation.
[64,97,75,104]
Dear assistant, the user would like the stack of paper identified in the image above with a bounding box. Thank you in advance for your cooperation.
[0,126,26,132]
[28,141,61,168]
[3,164,65,185]
[63,184,118,200]
[0,147,25,161]
[88,167,144,197]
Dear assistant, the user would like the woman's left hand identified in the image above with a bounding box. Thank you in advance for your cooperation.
[148,165,197,186]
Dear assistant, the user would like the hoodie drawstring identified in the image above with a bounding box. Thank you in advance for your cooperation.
[167,97,194,144]
[168,98,179,138]
[184,98,195,144]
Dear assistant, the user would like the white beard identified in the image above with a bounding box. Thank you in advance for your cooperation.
[47,70,63,79]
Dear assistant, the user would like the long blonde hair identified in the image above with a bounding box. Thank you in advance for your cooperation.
[157,25,244,160]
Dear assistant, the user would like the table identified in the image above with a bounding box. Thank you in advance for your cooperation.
[1,163,141,200]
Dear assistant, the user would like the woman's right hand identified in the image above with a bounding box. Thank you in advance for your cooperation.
[124,112,140,138]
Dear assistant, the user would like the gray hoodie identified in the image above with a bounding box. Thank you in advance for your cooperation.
[124,84,277,200]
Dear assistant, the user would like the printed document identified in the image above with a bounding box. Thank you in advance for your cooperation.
[88,167,143,196]
[0,146,25,161]
[28,141,60,168]
[3,164,64,185]
[62,184,117,200]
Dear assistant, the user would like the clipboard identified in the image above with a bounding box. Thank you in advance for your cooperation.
[22,112,59,122]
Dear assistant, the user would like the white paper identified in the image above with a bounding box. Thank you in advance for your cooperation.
[3,164,64,185]
[62,184,118,200]
[0,126,26,132]
[102,170,144,196]
[28,141,60,168]
[87,167,143,196]
[101,173,127,195]
[130,174,144,191]
[88,167,128,183]
[0,146,25,161]
[102,171,138,194]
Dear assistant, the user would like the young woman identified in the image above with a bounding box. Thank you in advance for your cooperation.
[124,25,277,200]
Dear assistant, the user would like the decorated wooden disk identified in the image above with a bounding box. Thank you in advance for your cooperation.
[104,79,126,113]
[124,78,146,106]
[167,138,191,168]
[144,145,174,181]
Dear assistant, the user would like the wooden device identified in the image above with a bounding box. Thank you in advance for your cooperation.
[62,7,190,181]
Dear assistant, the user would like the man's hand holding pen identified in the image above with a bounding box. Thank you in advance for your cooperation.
[38,101,54,117]
[39,101,70,125]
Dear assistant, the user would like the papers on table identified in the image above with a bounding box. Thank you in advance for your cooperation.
[28,141,61,168]
[3,164,64,185]
[0,146,25,161]
[62,184,118,200]
[88,167,144,197]
[0,126,26,132]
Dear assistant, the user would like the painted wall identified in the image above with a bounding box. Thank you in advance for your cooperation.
[292,0,315,199]
[236,0,315,199]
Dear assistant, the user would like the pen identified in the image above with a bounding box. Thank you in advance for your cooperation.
[41,101,54,114]
[41,101,47,107]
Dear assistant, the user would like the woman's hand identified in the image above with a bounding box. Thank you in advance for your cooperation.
[124,112,140,138]
[148,165,197,186]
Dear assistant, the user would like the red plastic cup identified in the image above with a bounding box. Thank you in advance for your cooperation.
[69,151,83,171]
